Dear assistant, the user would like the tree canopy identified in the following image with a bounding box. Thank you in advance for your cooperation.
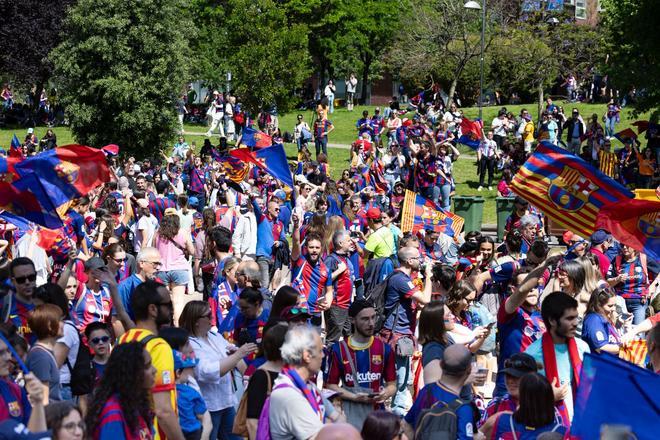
[51,0,191,155]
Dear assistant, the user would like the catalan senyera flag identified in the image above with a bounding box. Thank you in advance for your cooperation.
[212,150,250,183]
[510,141,634,238]
[400,190,464,237]
[596,198,660,261]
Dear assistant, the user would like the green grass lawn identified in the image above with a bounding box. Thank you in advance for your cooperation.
[0,100,650,226]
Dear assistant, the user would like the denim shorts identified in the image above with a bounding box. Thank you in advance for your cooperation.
[157,269,190,286]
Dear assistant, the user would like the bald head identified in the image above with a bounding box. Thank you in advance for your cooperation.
[398,246,420,267]
[441,344,472,377]
[238,260,261,288]
[315,423,361,440]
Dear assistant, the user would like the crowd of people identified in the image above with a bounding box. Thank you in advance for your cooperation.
[0,89,658,440]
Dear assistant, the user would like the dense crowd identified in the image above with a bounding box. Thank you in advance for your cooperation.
[0,88,658,440]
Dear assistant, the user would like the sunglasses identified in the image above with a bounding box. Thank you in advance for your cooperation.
[113,257,127,263]
[91,336,111,345]
[290,306,309,315]
[13,274,37,284]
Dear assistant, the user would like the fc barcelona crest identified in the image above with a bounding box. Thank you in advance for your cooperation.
[54,161,80,185]
[8,401,21,418]
[548,167,597,212]
[638,212,660,238]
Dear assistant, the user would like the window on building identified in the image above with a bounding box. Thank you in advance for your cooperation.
[575,0,587,19]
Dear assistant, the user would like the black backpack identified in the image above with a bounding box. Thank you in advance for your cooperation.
[415,398,478,440]
[363,271,398,332]
[65,322,95,396]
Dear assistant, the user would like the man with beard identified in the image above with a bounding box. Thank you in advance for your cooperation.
[323,230,356,346]
[326,299,396,430]
[525,292,590,424]
[291,213,333,326]
[119,280,185,440]
[8,258,38,342]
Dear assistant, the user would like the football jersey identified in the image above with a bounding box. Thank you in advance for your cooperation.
[327,336,395,394]
[94,394,153,440]
[323,253,354,309]
[9,294,36,345]
[291,257,332,315]
[72,285,113,330]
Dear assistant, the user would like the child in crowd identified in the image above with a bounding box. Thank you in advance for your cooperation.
[173,349,211,440]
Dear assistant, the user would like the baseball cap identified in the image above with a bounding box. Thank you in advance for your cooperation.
[188,196,199,207]
[27,128,34,134]
[366,207,382,220]
[272,189,286,201]
[84,257,106,272]
[500,353,538,377]
[164,207,178,217]
[590,229,611,245]
[173,349,199,370]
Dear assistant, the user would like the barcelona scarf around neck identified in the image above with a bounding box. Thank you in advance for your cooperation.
[542,331,582,424]
[282,366,323,421]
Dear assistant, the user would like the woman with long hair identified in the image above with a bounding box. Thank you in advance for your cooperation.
[180,301,257,440]
[46,401,85,440]
[418,300,455,385]
[269,286,302,323]
[446,281,491,353]
[102,243,129,283]
[86,342,155,440]
[193,208,217,299]
[582,287,621,354]
[155,212,194,321]
[322,216,346,255]
[554,259,590,317]
[483,373,566,439]
[362,410,407,440]
[209,256,240,329]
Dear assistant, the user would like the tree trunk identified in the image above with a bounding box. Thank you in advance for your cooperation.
[360,54,371,105]
[447,77,458,109]
[537,84,544,127]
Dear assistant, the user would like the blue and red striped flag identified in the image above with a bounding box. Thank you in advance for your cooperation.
[596,198,660,261]
[9,134,22,158]
[511,141,634,237]
[457,117,483,150]
[230,143,293,188]
[400,190,464,237]
[239,126,273,149]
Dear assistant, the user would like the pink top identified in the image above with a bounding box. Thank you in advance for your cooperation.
[497,180,512,197]
[155,230,189,271]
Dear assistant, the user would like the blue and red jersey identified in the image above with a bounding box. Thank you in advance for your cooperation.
[323,252,354,309]
[149,197,176,222]
[370,116,384,138]
[405,382,476,438]
[491,412,566,440]
[9,294,35,345]
[209,279,238,329]
[326,336,396,394]
[0,379,30,425]
[414,155,437,189]
[383,270,420,335]
[582,312,621,353]
[291,257,332,315]
[187,165,206,194]
[313,119,332,139]
[72,285,113,331]
[93,395,153,440]
[421,241,445,262]
[232,305,270,363]
[496,301,545,393]
[356,118,374,138]
[608,255,649,299]
[253,200,285,259]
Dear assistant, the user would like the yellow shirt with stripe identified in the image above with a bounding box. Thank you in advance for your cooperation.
[118,328,177,440]
[598,150,617,178]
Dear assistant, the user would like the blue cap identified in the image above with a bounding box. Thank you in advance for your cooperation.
[590,229,611,245]
[188,196,199,206]
[173,349,199,370]
[272,189,286,200]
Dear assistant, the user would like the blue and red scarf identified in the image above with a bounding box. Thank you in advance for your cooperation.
[281,366,323,421]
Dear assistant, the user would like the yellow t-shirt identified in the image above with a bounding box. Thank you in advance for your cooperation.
[523,121,535,142]
[119,328,177,440]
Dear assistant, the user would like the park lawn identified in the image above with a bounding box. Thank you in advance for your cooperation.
[1,100,650,226]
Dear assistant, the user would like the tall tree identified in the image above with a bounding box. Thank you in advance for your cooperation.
[0,0,76,98]
[602,0,660,117]
[387,0,501,107]
[51,0,191,155]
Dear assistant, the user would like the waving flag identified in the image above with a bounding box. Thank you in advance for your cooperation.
[400,190,464,237]
[216,153,250,184]
[230,143,293,188]
[0,211,62,250]
[356,161,389,193]
[9,134,22,158]
[510,141,634,237]
[0,174,69,229]
[596,198,660,261]
[571,353,659,440]
[613,128,637,143]
[101,144,119,157]
[457,117,483,150]
[239,126,272,148]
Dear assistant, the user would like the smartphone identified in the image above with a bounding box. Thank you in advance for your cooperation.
[486,322,496,330]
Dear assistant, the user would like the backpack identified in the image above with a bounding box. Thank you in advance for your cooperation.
[415,397,477,440]
[255,382,292,440]
[233,369,272,436]
[65,322,95,396]
[363,271,398,332]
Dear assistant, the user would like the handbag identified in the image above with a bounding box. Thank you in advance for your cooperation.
[232,369,272,436]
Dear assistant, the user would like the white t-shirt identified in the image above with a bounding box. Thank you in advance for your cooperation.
[177,210,195,238]
[346,77,357,93]
[491,117,508,137]
[134,214,158,252]
[269,374,325,440]
[56,321,80,385]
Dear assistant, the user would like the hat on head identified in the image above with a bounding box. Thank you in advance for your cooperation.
[272,189,286,201]
[348,299,375,318]
[500,353,538,377]
[366,207,382,220]
[84,257,106,272]
[173,349,199,370]
[590,229,611,245]
[27,128,34,134]
[164,207,178,217]
[188,196,199,207]
[375,107,381,112]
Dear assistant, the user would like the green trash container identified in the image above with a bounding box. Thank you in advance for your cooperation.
[496,197,517,242]
[453,196,485,234]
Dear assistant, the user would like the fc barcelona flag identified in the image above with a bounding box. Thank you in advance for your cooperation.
[510,141,634,238]
[239,126,272,149]
[596,198,660,261]
[457,117,483,150]
[230,143,293,188]
[212,150,250,183]
[400,190,464,237]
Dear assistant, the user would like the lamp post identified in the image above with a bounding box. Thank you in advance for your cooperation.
[464,0,485,121]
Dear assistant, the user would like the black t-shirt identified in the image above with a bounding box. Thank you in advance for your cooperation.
[246,369,279,418]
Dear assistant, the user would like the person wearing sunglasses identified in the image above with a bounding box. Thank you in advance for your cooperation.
[101,243,131,283]
[84,322,113,386]
[8,257,39,344]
